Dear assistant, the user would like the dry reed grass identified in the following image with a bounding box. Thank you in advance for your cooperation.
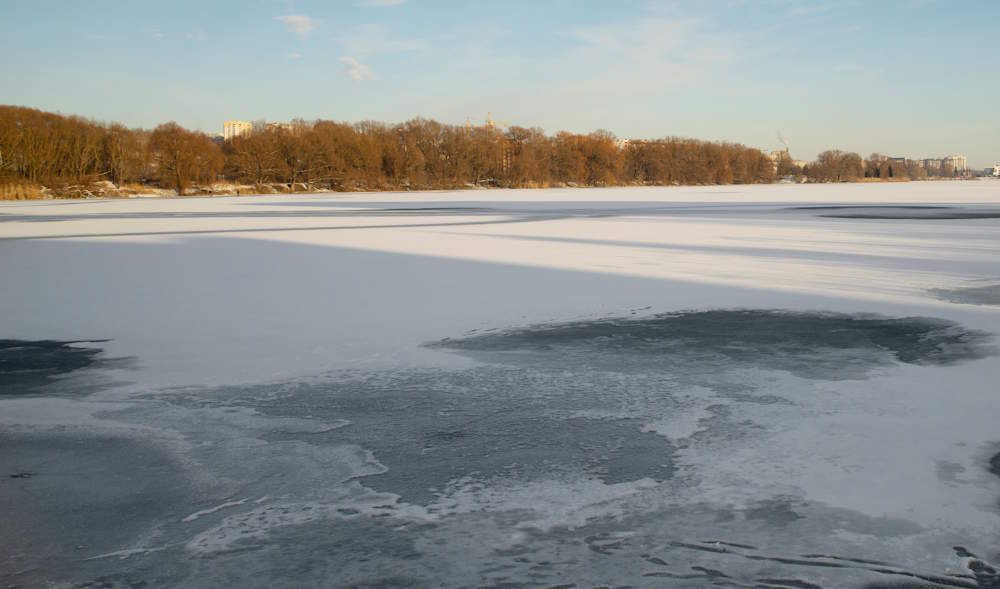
[0,182,46,200]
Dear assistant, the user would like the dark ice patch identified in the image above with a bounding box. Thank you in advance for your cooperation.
[793,205,951,211]
[790,206,1000,220]
[931,285,1000,307]
[429,310,993,380]
[344,402,675,502]
[744,498,805,527]
[757,579,824,589]
[225,367,678,506]
[0,339,112,395]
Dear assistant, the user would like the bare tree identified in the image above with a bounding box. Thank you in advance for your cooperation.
[150,122,222,195]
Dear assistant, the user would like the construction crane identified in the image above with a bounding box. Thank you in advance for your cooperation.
[465,113,510,138]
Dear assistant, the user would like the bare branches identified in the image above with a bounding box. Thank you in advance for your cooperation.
[0,106,793,195]
[150,123,222,195]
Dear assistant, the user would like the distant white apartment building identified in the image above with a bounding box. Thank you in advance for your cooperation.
[223,120,253,141]
[767,149,790,172]
[942,154,968,172]
[990,164,1000,177]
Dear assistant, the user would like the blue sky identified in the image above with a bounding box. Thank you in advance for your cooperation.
[2,0,997,166]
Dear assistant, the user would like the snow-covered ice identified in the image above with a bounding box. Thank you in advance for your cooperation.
[2,182,1000,588]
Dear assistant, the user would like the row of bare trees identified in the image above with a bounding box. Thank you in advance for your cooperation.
[0,106,223,194]
[0,106,145,186]
[626,139,776,185]
[13,104,921,196]
[221,119,778,190]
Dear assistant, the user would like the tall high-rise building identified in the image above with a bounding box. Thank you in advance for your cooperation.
[942,154,967,172]
[223,120,253,141]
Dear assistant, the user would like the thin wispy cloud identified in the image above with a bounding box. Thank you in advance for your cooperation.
[560,16,737,93]
[275,14,318,36]
[339,23,425,55]
[361,0,407,6]
[340,56,373,80]
[287,52,303,59]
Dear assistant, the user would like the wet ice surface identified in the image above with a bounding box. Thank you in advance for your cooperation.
[3,185,1000,588]
[4,311,999,588]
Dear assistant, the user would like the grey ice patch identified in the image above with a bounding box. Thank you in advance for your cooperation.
[743,498,805,527]
[177,516,429,588]
[934,460,967,484]
[931,284,1000,306]
[429,310,994,380]
[225,367,680,505]
[0,432,195,587]
[792,205,1000,220]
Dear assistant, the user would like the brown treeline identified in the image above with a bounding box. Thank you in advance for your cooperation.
[1,105,781,196]
[1,104,938,198]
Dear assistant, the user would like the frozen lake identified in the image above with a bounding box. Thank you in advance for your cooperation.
[2,182,1000,588]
